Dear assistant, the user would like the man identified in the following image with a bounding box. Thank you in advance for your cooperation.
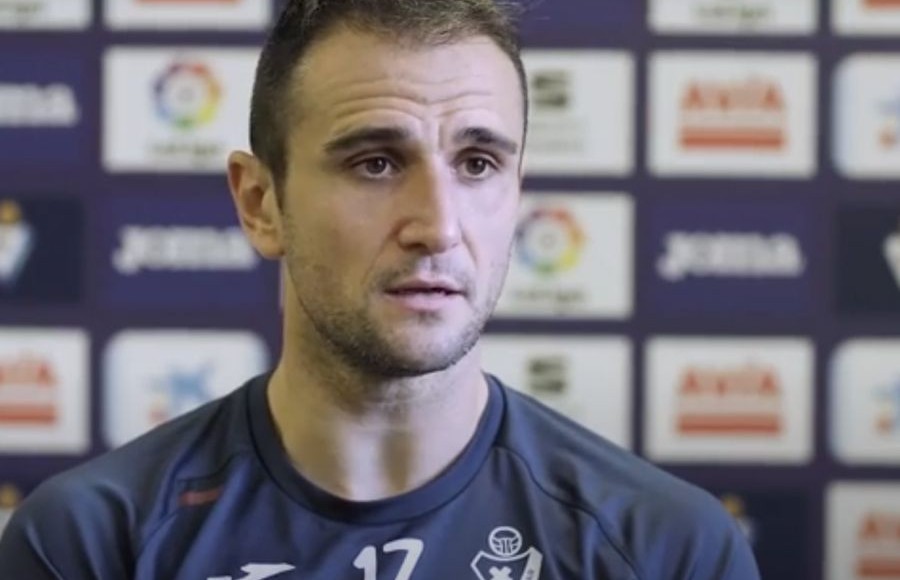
[0,1,759,578]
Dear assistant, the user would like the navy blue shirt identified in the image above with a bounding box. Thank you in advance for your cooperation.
[0,374,759,579]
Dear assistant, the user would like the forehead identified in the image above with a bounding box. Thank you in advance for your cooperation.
[289,27,524,140]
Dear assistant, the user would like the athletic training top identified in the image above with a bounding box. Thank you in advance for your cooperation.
[0,373,760,579]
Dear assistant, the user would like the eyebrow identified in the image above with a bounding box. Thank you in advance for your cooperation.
[323,127,411,156]
[454,127,519,156]
[322,125,520,157]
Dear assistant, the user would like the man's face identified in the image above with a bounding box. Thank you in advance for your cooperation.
[277,28,525,377]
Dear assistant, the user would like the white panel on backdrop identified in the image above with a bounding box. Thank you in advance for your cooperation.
[480,335,632,449]
[644,337,814,463]
[650,0,817,35]
[831,340,900,465]
[834,55,900,179]
[833,0,900,35]
[105,0,271,30]
[103,330,269,447]
[0,0,90,29]
[103,47,258,174]
[649,51,817,178]
[493,192,633,319]
[827,482,900,580]
[521,51,634,176]
[0,328,89,454]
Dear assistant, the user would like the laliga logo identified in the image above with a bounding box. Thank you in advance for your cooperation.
[154,60,222,130]
[515,207,585,277]
[471,527,543,580]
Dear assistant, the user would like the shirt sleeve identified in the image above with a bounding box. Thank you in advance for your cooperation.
[623,486,762,580]
[0,475,134,579]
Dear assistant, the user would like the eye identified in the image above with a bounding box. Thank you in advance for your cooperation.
[352,156,396,179]
[459,155,497,179]
[364,157,390,175]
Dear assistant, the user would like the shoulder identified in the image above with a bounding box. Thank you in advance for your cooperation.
[0,376,259,574]
[495,380,759,579]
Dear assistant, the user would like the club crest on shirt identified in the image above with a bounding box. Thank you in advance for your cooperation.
[470,526,543,580]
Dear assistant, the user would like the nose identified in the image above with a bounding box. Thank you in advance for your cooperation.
[395,161,462,254]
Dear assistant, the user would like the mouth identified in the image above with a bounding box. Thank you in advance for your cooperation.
[387,286,461,296]
[382,279,466,310]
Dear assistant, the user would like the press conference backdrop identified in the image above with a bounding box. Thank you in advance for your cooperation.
[1,0,899,578]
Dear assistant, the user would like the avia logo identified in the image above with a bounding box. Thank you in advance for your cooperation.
[657,231,805,281]
[679,77,786,150]
[676,363,783,436]
[879,94,900,150]
[0,200,34,287]
[148,365,213,426]
[208,563,295,580]
[882,228,900,288]
[0,354,58,425]
[515,207,586,277]
[876,380,900,437]
[856,512,900,579]
[112,225,258,275]
[154,60,222,130]
[0,83,80,127]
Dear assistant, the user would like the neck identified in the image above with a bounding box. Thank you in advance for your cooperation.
[267,345,489,502]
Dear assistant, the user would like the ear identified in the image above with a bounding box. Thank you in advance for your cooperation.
[227,151,284,259]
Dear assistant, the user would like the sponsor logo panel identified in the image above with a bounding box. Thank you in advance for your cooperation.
[834,55,900,179]
[647,198,813,317]
[831,340,900,465]
[712,489,810,579]
[827,483,900,580]
[103,47,257,173]
[103,330,269,447]
[836,206,900,315]
[0,328,89,454]
[0,51,88,170]
[644,337,814,463]
[0,0,90,28]
[0,198,84,305]
[650,0,817,35]
[100,195,270,308]
[480,335,632,449]
[104,0,270,30]
[522,51,634,176]
[649,51,816,178]
[494,192,633,319]
[833,0,900,35]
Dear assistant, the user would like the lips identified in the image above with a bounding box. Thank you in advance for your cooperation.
[385,278,464,296]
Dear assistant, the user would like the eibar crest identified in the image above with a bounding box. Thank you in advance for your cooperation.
[471,526,543,580]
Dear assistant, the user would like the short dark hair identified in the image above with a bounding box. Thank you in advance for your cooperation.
[249,0,528,188]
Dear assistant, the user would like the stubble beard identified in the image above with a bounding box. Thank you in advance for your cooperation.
[288,262,506,380]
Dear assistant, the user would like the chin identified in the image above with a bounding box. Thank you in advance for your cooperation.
[362,330,478,377]
[381,344,470,376]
